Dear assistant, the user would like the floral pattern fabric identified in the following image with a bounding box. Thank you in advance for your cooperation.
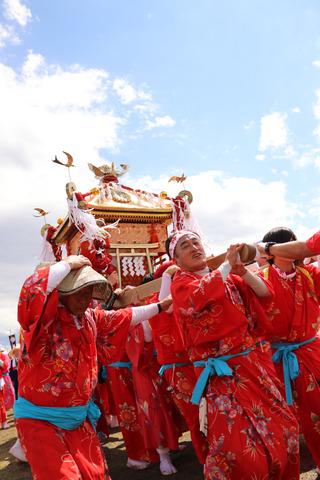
[171,269,300,480]
[126,323,184,451]
[17,265,133,479]
[105,357,158,462]
[260,264,320,467]
[0,351,15,411]
[17,417,109,480]
[149,303,208,463]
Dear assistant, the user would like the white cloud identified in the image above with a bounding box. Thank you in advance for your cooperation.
[258,112,288,151]
[312,60,320,69]
[0,22,19,47]
[294,148,320,169]
[146,115,176,130]
[291,106,300,113]
[0,53,122,181]
[113,78,151,104]
[128,170,300,252]
[3,0,32,27]
[255,154,265,161]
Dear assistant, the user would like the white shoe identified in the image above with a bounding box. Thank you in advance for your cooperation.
[127,458,150,470]
[9,439,28,462]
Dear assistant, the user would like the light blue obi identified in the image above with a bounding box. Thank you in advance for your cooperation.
[271,336,317,405]
[100,361,132,382]
[191,348,252,405]
[14,396,101,430]
[108,361,132,369]
[159,362,191,376]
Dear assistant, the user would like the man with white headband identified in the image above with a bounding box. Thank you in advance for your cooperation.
[14,255,171,480]
[167,230,300,480]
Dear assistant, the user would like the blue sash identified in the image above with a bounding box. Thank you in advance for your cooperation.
[159,362,191,376]
[191,348,252,405]
[100,361,132,381]
[108,361,132,369]
[14,396,100,430]
[271,336,316,405]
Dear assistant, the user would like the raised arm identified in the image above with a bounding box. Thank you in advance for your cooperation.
[256,240,313,260]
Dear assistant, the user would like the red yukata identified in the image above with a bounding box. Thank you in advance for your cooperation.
[105,353,158,462]
[172,269,300,480]
[17,266,133,480]
[149,305,208,464]
[306,230,320,254]
[0,351,15,424]
[126,323,183,452]
[261,263,320,467]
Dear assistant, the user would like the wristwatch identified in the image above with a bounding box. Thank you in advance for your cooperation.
[264,242,276,255]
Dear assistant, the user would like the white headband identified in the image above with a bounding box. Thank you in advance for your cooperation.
[168,230,199,258]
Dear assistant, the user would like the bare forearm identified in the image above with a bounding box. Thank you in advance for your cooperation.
[269,241,312,259]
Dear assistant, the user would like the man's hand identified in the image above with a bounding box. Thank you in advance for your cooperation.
[164,265,180,277]
[226,244,247,276]
[115,285,140,305]
[159,295,173,312]
[65,255,92,270]
[225,244,241,266]
[231,264,247,277]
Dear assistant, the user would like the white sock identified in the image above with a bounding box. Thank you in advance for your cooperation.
[9,438,28,462]
[156,447,177,475]
[127,458,150,470]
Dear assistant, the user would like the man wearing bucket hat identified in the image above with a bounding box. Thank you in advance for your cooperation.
[167,230,300,480]
[14,255,171,480]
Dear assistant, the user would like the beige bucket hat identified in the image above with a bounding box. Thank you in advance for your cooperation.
[58,265,113,302]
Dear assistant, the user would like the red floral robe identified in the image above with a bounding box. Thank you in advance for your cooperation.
[0,352,15,423]
[17,266,132,480]
[126,323,183,452]
[306,230,320,253]
[172,269,300,480]
[260,264,320,467]
[104,353,158,462]
[149,304,208,464]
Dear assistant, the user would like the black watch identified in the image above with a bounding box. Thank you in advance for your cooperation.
[157,302,162,313]
[264,242,276,255]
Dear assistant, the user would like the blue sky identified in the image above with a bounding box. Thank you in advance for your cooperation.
[1,0,320,342]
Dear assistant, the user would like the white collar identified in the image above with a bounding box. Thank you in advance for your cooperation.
[195,267,210,277]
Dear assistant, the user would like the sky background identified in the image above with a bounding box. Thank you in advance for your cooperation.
[1,0,320,344]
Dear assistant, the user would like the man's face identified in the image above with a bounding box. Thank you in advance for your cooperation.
[174,234,207,272]
[60,285,94,315]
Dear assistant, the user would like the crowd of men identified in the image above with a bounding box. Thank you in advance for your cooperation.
[3,226,320,479]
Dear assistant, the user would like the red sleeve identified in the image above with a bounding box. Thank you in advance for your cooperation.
[171,270,225,313]
[94,307,132,364]
[302,264,320,301]
[18,266,59,352]
[0,353,10,374]
[126,323,150,369]
[306,231,320,254]
[232,273,275,336]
